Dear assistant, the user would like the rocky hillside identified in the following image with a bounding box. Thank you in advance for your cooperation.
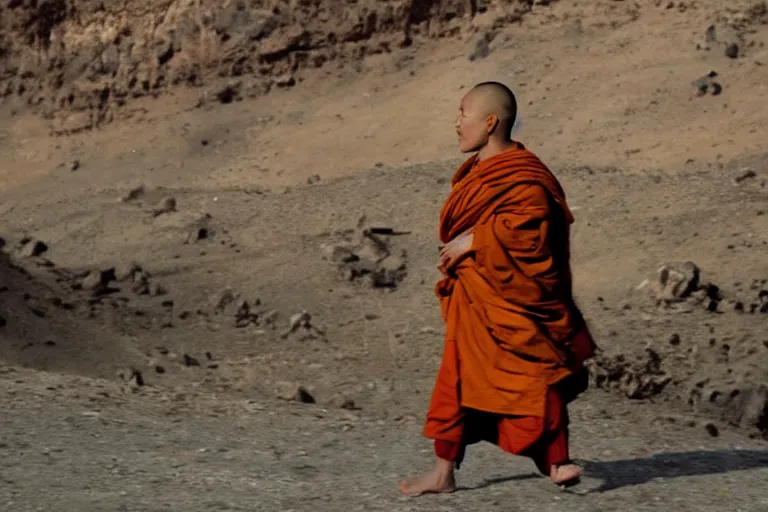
[0,0,535,134]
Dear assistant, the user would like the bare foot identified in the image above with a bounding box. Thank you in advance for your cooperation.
[550,463,581,486]
[399,459,456,497]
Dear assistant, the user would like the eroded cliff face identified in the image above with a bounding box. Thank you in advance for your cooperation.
[0,0,534,133]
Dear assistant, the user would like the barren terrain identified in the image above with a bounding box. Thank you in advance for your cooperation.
[1,0,767,510]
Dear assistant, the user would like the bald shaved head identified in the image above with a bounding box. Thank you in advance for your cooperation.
[467,82,518,138]
[455,81,519,155]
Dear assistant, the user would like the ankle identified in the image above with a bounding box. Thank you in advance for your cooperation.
[436,457,455,474]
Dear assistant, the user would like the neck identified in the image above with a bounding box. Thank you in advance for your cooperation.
[476,138,517,162]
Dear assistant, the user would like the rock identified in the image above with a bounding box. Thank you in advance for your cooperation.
[728,386,768,431]
[214,289,240,315]
[118,368,144,389]
[276,74,296,88]
[321,243,357,263]
[734,169,757,183]
[131,272,151,295]
[152,197,177,217]
[325,226,409,289]
[69,160,80,171]
[704,422,720,437]
[216,84,241,104]
[329,393,358,410]
[130,370,144,387]
[288,310,312,332]
[80,270,110,291]
[263,309,279,327]
[705,24,717,45]
[725,43,739,59]
[306,174,321,184]
[17,238,48,258]
[669,333,681,346]
[183,354,200,367]
[358,233,391,263]
[370,264,406,288]
[184,213,215,244]
[469,34,491,61]
[275,381,315,403]
[149,282,167,297]
[121,185,145,202]
[692,71,721,96]
[114,262,141,282]
[587,348,671,400]
[655,262,700,301]
[234,299,261,328]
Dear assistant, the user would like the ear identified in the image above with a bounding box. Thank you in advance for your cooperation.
[486,114,500,134]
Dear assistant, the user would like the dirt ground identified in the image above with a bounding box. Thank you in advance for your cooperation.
[1,0,767,510]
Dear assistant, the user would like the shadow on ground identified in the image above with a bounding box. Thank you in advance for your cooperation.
[581,449,768,492]
[458,449,768,494]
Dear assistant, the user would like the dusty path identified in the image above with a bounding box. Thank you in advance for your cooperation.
[1,370,767,512]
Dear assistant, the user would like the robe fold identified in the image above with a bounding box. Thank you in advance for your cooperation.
[423,142,596,463]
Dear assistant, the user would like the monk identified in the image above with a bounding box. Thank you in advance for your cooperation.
[399,82,597,496]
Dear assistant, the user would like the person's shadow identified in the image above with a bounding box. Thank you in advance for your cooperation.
[580,448,768,493]
[462,449,768,493]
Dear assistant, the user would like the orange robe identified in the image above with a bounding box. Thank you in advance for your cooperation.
[424,142,596,471]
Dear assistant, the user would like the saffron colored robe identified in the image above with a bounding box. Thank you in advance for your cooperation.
[423,142,596,466]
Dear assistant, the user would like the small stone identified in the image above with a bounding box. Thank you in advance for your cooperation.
[734,169,757,183]
[669,333,681,346]
[0,315,5,328]
[321,244,358,263]
[17,238,48,258]
[469,34,491,61]
[152,197,177,217]
[263,309,279,326]
[725,43,739,59]
[183,354,200,367]
[275,381,315,403]
[121,185,145,202]
[288,311,312,332]
[655,262,700,301]
[216,85,240,104]
[114,262,141,281]
[307,174,321,184]
[704,422,720,437]
[276,75,296,88]
[329,393,358,410]
[155,365,166,374]
[69,160,80,171]
[131,272,151,295]
[149,282,167,297]
[80,270,108,291]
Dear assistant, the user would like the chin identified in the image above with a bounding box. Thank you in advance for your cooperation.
[458,142,479,154]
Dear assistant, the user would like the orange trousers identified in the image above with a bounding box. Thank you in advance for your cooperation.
[424,338,573,474]
[432,390,570,474]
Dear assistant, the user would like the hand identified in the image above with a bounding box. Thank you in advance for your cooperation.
[438,229,474,274]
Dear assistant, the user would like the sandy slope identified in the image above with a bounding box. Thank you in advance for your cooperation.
[1,0,767,509]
